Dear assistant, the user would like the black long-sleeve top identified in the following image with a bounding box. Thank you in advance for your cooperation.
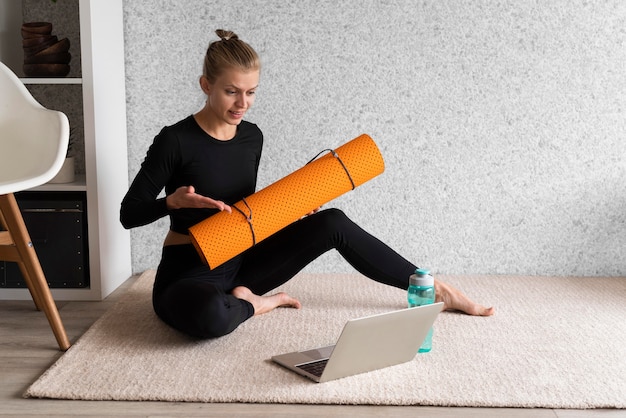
[120,116,263,234]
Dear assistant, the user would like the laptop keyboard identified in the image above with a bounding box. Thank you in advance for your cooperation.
[296,358,329,377]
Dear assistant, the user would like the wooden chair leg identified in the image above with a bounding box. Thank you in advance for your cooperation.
[18,260,45,311]
[0,193,71,351]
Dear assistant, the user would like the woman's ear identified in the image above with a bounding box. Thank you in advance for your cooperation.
[199,76,211,95]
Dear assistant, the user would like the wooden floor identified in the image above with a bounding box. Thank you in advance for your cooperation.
[1,276,624,418]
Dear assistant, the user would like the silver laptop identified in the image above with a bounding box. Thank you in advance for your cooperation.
[271,302,443,383]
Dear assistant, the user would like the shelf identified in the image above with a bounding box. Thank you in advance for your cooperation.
[0,0,131,301]
[20,77,82,85]
[30,174,87,192]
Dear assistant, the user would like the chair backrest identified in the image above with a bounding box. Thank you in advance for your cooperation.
[0,61,69,195]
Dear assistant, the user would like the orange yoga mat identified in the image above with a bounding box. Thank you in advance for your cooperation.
[189,134,385,269]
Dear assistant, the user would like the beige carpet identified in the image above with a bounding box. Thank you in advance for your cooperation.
[25,270,626,408]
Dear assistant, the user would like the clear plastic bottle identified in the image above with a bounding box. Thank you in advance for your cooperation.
[407,268,436,353]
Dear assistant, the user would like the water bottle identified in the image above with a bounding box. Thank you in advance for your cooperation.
[407,268,436,353]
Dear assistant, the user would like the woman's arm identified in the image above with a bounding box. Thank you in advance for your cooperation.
[119,128,179,229]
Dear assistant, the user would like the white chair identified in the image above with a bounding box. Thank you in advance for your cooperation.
[0,60,71,350]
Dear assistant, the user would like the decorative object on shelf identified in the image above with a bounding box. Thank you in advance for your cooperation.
[21,22,71,77]
[49,127,76,184]
[48,156,75,183]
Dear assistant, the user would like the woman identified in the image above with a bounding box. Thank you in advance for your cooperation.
[120,30,494,339]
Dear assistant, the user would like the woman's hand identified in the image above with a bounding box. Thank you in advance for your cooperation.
[166,185,232,213]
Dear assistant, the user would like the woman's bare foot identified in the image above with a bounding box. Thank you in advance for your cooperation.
[434,280,495,316]
[232,286,301,316]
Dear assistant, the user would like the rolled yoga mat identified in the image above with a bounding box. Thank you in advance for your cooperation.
[189,134,385,269]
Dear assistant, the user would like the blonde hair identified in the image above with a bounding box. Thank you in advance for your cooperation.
[203,29,260,83]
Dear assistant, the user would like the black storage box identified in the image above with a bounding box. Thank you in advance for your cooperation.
[0,191,89,288]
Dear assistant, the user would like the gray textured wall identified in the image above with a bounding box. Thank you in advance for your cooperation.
[123,0,626,277]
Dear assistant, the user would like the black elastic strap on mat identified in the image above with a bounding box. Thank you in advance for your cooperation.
[232,197,256,245]
[307,148,356,190]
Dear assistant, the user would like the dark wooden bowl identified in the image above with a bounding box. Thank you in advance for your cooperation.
[23,37,60,57]
[22,35,57,48]
[23,63,70,78]
[21,22,53,37]
[24,51,71,65]
[29,38,70,57]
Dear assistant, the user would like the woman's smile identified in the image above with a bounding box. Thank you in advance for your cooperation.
[229,109,245,119]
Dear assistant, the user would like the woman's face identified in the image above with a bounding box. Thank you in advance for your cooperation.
[202,68,260,126]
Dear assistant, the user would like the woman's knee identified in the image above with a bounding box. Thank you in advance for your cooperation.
[153,283,251,339]
[315,208,351,228]
[190,294,242,338]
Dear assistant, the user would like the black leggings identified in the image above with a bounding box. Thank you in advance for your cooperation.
[152,208,417,338]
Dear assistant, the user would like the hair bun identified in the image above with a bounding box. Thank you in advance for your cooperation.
[216,29,238,41]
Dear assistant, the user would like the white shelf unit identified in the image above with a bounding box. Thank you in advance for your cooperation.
[0,0,132,300]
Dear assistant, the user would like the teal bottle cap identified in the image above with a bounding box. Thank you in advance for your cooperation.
[410,268,434,286]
